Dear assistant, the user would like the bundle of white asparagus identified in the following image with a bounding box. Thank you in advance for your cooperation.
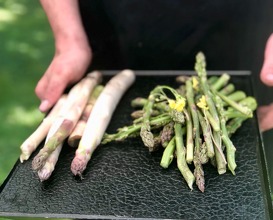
[20,69,136,181]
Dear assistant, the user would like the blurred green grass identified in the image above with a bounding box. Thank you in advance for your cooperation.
[0,0,54,185]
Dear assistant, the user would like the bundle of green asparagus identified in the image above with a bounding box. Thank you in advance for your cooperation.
[20,70,136,181]
[102,52,257,192]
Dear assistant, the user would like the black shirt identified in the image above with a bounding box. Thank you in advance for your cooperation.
[79,0,273,72]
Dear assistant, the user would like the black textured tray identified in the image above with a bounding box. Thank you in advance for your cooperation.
[0,71,272,220]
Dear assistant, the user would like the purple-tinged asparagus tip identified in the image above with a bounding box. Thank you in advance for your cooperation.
[71,157,87,177]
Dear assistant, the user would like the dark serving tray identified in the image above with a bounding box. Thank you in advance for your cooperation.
[0,71,272,220]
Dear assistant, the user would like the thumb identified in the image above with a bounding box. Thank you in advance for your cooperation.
[35,73,69,113]
[260,33,273,86]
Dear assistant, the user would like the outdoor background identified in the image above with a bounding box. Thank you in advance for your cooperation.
[0,1,71,220]
[0,0,52,185]
[0,1,272,219]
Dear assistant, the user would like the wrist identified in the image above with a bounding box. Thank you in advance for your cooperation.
[55,32,91,57]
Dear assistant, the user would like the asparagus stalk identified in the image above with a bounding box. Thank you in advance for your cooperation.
[36,107,69,181]
[202,108,220,132]
[67,85,104,147]
[160,137,176,168]
[213,130,227,174]
[37,144,63,182]
[207,76,219,85]
[160,121,174,148]
[224,109,249,119]
[71,70,136,176]
[130,109,160,119]
[226,91,246,103]
[174,122,195,190]
[184,108,194,164]
[131,97,147,108]
[32,71,102,171]
[131,97,169,112]
[20,95,67,162]
[185,79,201,165]
[102,114,172,144]
[176,75,191,84]
[35,120,68,179]
[197,110,214,159]
[183,77,206,191]
[216,91,253,117]
[214,95,237,174]
[211,73,230,91]
[139,86,165,150]
[226,97,257,136]
[218,83,235,95]
[195,53,228,175]
[193,151,205,192]
[200,142,209,164]
[195,52,221,132]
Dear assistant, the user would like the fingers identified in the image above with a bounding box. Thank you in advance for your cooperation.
[35,70,72,113]
[35,46,92,113]
[260,33,273,86]
[258,104,273,132]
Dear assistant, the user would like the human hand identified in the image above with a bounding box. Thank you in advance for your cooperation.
[258,104,273,132]
[35,43,92,113]
[259,33,273,132]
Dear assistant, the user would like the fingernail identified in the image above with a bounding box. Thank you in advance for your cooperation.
[39,100,49,112]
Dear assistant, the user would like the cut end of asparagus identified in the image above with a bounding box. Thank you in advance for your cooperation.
[20,142,37,163]
[67,136,80,148]
[20,152,30,163]
[218,168,227,175]
[160,154,174,169]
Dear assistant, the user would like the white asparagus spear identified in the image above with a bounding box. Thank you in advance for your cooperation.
[32,71,102,171]
[67,85,104,147]
[37,145,63,181]
[71,69,136,176]
[37,118,64,181]
[19,95,67,163]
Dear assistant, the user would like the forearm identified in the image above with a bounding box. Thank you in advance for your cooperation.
[40,0,90,52]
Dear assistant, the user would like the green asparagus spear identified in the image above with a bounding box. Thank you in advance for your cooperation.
[218,83,235,95]
[226,97,257,136]
[175,122,195,190]
[160,137,176,168]
[214,95,237,174]
[211,73,230,91]
[102,114,172,144]
[197,110,215,159]
[195,52,221,132]
[160,121,174,148]
[185,79,200,163]
[184,108,194,164]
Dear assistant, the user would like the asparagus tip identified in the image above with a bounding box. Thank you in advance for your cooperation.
[38,169,51,182]
[37,162,55,182]
[71,157,87,176]
[228,164,237,175]
[32,155,48,171]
